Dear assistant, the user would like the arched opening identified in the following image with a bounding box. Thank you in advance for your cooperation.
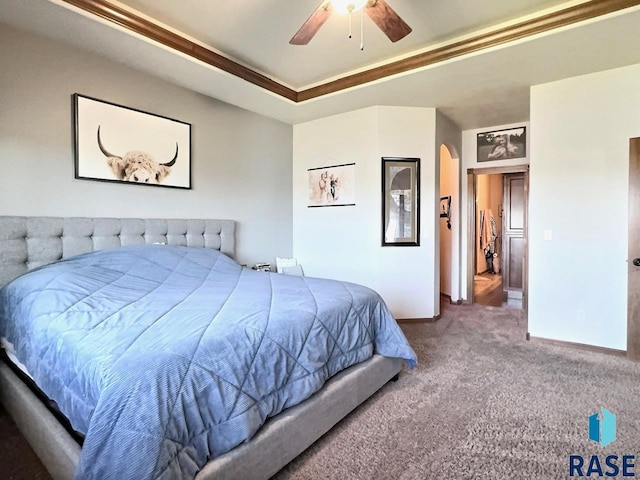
[439,143,461,304]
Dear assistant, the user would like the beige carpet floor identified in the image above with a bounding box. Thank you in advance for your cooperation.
[275,304,640,479]
[2,303,639,479]
[0,403,51,479]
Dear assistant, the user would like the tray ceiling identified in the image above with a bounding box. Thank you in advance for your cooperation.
[2,0,640,129]
[116,0,572,88]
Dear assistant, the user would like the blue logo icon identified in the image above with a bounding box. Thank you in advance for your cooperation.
[589,408,616,447]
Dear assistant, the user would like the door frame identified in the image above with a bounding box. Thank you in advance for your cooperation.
[628,138,640,360]
[466,164,529,313]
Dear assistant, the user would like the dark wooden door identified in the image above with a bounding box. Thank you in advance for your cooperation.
[503,174,525,299]
[629,138,640,360]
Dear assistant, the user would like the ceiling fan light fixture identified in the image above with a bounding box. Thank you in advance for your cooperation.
[331,0,368,15]
[289,0,411,46]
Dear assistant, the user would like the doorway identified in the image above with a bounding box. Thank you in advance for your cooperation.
[467,165,529,312]
[473,173,508,307]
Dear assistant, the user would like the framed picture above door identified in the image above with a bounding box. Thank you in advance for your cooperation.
[477,127,526,162]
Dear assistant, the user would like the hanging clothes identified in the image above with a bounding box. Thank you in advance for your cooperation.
[479,209,498,274]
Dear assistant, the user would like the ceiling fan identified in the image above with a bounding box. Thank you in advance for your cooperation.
[290,0,412,46]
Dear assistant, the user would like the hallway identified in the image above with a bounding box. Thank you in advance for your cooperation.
[474,272,522,309]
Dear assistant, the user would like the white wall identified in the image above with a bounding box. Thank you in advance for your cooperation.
[293,106,442,319]
[293,107,379,288]
[0,25,293,267]
[529,63,640,350]
[461,122,530,299]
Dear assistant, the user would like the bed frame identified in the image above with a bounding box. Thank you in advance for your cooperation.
[0,216,402,480]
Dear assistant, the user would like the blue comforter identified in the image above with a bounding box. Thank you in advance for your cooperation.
[0,245,417,479]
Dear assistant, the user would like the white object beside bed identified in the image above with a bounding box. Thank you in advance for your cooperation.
[1,337,32,380]
[282,264,304,276]
[0,216,403,480]
[275,256,297,273]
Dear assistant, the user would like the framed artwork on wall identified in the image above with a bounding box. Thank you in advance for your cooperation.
[73,93,191,189]
[440,195,452,230]
[382,157,420,247]
[440,196,451,218]
[477,126,526,162]
[308,163,356,207]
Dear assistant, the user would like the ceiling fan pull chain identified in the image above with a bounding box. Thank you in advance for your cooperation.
[360,8,364,50]
[349,11,352,39]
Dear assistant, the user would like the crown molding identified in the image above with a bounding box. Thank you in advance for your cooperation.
[298,0,640,100]
[62,0,640,103]
[61,0,298,101]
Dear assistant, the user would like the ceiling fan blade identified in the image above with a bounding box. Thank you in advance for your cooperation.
[365,0,412,43]
[290,1,333,45]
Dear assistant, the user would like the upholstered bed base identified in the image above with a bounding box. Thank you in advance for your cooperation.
[0,216,403,479]
[0,361,81,479]
[0,354,401,480]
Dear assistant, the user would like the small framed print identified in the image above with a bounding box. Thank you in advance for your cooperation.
[440,196,451,218]
[307,163,356,207]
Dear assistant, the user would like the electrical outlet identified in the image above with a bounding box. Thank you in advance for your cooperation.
[577,309,586,322]
[544,229,553,241]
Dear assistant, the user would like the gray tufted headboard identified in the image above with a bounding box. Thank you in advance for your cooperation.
[0,216,235,288]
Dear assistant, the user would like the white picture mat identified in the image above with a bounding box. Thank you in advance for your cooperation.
[308,163,356,207]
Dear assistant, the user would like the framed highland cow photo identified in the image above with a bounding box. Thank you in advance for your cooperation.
[73,94,191,189]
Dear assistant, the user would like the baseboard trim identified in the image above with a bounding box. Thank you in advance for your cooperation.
[440,293,462,305]
[529,336,626,357]
[397,315,441,324]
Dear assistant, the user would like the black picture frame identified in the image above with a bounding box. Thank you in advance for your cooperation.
[381,157,420,247]
[440,195,452,230]
[477,126,526,162]
[439,196,451,218]
[73,93,192,189]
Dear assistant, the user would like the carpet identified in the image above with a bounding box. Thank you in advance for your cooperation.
[2,303,639,479]
[274,304,640,479]
[0,403,51,479]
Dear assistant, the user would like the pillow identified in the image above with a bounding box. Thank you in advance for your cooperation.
[282,264,304,276]
[276,257,297,274]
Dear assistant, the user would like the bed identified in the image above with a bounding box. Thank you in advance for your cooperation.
[0,216,416,480]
